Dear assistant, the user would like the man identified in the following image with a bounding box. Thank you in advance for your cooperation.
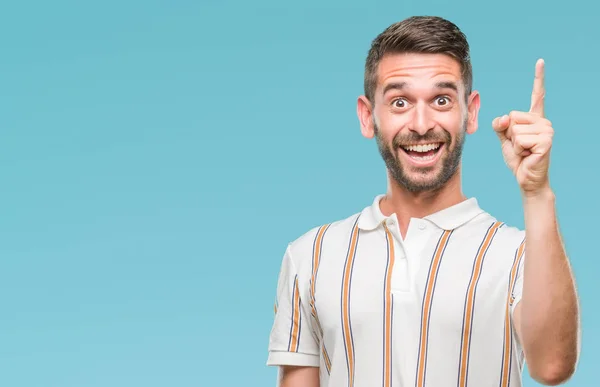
[266,16,580,387]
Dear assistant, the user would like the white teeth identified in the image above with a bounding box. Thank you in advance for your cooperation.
[403,143,441,153]
[410,154,436,161]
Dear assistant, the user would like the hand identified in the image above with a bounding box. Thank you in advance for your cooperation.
[492,59,554,196]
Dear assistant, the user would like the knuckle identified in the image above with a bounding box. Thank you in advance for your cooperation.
[513,136,523,147]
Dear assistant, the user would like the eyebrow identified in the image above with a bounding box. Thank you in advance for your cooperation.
[382,81,459,95]
[382,82,407,95]
[435,81,458,92]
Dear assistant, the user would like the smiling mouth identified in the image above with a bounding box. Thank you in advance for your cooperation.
[399,142,444,162]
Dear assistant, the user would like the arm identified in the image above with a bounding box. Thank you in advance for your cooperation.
[278,366,320,387]
[513,189,580,385]
[493,59,580,385]
[267,245,321,386]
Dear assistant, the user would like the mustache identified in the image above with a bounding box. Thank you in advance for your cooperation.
[392,130,451,147]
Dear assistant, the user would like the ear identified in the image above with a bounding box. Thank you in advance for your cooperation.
[357,95,375,139]
[466,90,480,135]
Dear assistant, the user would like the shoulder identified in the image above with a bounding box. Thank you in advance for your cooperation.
[286,210,363,273]
[471,211,526,251]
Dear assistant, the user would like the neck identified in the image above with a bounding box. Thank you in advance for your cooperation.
[380,168,467,237]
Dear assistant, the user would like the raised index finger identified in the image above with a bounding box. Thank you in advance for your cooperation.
[530,58,545,116]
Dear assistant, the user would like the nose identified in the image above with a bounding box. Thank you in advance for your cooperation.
[409,103,435,135]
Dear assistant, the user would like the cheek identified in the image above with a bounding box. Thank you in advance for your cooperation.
[437,110,463,128]
[437,114,465,142]
[376,111,409,137]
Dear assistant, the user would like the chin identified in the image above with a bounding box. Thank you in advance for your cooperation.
[394,165,457,193]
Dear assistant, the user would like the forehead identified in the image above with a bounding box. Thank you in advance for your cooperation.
[376,53,463,92]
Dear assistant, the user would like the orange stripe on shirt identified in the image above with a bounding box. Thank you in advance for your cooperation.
[309,224,332,374]
[500,239,526,387]
[310,224,330,332]
[382,224,396,387]
[341,218,360,387]
[415,229,453,387]
[323,343,332,374]
[457,221,503,387]
[288,275,301,352]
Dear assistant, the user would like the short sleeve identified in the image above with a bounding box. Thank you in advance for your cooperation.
[510,240,526,315]
[266,245,320,367]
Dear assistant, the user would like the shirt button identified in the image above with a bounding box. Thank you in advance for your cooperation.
[419,223,426,230]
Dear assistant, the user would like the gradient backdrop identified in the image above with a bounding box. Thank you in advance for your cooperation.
[1,1,597,386]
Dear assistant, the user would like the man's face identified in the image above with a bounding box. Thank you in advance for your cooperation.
[359,53,479,193]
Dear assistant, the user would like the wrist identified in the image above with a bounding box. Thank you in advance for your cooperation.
[521,184,556,209]
[521,181,553,199]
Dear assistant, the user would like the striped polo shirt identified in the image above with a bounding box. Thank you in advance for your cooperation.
[266,195,527,387]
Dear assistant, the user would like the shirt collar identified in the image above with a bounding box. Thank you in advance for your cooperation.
[358,194,485,231]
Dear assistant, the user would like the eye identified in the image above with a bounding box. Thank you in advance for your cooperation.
[435,96,451,107]
[392,98,408,109]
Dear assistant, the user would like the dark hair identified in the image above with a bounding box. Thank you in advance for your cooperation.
[364,16,472,103]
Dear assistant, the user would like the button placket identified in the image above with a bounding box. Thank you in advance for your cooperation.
[383,218,410,293]
[404,219,433,292]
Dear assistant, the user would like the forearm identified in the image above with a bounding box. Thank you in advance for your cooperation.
[278,366,319,387]
[520,187,579,380]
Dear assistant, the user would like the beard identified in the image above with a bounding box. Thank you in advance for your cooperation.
[374,122,466,193]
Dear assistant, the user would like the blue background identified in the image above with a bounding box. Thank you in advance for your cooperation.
[0,1,597,386]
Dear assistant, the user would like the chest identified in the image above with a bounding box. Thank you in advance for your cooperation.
[309,224,517,339]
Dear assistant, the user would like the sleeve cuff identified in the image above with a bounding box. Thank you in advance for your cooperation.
[266,351,320,367]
